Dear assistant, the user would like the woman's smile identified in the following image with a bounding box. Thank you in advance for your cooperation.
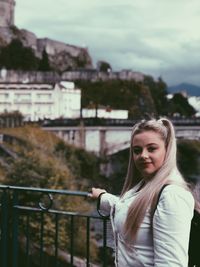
[132,130,166,179]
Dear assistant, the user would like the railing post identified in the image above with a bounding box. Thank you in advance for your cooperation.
[12,190,19,267]
[40,212,44,267]
[70,215,74,266]
[0,189,9,267]
[102,218,107,267]
[86,217,90,267]
[54,213,59,267]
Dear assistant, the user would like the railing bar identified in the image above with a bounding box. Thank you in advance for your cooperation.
[40,212,44,267]
[12,191,19,267]
[13,206,78,215]
[25,214,30,267]
[0,185,89,196]
[86,217,90,267]
[54,213,59,267]
[13,205,102,218]
[70,215,74,266]
[102,218,107,267]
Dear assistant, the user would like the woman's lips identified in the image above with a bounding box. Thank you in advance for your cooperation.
[140,162,152,167]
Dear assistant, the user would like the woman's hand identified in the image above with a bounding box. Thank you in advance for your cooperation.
[88,187,107,199]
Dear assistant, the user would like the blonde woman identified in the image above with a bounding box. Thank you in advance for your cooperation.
[91,118,195,267]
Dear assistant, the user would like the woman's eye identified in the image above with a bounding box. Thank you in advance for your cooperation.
[148,147,157,152]
[133,148,141,154]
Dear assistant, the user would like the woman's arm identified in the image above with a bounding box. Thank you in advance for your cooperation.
[90,187,119,215]
[153,185,194,267]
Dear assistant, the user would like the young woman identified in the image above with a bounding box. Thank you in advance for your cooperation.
[90,118,195,267]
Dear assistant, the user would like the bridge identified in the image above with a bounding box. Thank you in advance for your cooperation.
[42,118,200,156]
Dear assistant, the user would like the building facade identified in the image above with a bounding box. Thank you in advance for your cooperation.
[0,0,15,27]
[82,108,128,119]
[0,81,81,121]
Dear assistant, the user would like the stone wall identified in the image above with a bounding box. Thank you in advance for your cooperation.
[0,0,15,27]
[0,69,145,83]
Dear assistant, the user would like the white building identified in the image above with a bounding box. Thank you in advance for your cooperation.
[188,96,200,117]
[82,108,128,119]
[0,81,81,121]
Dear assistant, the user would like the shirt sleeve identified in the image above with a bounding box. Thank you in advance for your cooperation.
[98,193,119,216]
[153,185,194,267]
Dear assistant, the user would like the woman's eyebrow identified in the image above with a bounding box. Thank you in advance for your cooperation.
[133,143,158,147]
[146,143,158,146]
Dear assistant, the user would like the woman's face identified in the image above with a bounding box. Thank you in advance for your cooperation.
[132,130,166,179]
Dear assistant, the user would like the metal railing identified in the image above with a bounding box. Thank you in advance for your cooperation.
[0,185,112,267]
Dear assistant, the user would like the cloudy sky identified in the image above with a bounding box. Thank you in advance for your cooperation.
[15,0,200,87]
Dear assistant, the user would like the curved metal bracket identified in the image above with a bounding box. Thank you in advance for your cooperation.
[39,193,53,211]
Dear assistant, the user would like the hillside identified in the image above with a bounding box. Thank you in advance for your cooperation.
[167,83,200,96]
[0,125,109,264]
[0,125,107,189]
[78,79,161,118]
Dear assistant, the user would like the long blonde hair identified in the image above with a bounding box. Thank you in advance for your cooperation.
[122,118,189,241]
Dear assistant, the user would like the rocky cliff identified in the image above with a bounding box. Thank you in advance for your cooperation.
[0,25,93,71]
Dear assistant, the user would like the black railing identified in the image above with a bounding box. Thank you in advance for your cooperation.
[0,185,112,267]
[42,117,200,127]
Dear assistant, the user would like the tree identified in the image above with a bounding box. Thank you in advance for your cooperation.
[168,93,196,117]
[0,39,39,70]
[38,49,51,71]
[144,76,168,115]
[97,61,112,72]
[77,80,156,119]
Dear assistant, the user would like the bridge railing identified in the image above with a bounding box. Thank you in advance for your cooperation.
[42,117,200,127]
[0,185,112,267]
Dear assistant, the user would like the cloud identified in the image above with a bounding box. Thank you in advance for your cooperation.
[15,0,200,86]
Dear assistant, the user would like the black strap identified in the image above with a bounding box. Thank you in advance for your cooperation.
[153,184,169,216]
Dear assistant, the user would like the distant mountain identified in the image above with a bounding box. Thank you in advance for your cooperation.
[167,83,200,96]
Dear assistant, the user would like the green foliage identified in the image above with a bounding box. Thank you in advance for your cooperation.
[0,126,99,262]
[6,151,70,188]
[107,149,130,194]
[144,76,168,115]
[0,39,52,72]
[168,93,196,117]
[38,49,51,71]
[78,80,156,119]
[54,140,103,189]
[177,140,200,181]
[97,60,112,72]
[0,39,39,70]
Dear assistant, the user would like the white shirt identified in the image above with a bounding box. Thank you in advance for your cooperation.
[100,183,194,267]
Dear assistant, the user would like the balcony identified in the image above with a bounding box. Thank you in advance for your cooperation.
[0,185,112,267]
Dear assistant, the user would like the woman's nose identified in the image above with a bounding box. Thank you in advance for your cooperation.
[141,150,148,158]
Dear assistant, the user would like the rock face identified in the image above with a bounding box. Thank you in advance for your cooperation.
[0,0,93,71]
[37,38,93,71]
[0,26,93,71]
